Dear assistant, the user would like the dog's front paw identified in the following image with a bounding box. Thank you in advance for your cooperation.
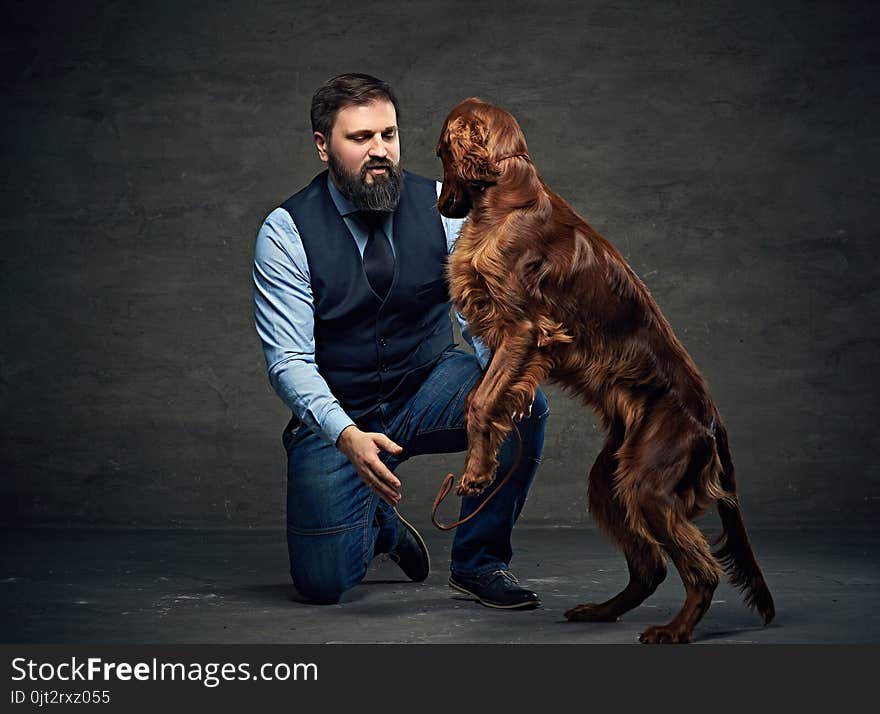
[564,603,620,623]
[455,472,494,497]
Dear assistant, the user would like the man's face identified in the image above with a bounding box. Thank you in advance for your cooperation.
[314,99,403,211]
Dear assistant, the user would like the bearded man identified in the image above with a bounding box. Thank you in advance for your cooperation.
[252,73,548,609]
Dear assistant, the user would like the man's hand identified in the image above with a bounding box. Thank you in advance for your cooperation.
[336,425,404,505]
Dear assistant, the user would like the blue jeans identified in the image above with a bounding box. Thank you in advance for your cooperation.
[283,348,549,604]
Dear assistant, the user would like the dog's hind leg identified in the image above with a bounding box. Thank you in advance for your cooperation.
[636,492,722,644]
[565,437,667,623]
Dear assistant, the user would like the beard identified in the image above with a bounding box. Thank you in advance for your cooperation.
[328,150,403,212]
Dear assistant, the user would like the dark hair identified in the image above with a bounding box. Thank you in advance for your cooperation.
[310,73,400,137]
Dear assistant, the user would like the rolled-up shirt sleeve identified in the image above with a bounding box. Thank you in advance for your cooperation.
[437,182,492,369]
[253,207,354,444]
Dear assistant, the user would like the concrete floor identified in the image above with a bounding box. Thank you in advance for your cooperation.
[2,525,878,644]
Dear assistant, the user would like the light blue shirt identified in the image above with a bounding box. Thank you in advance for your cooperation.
[253,175,491,445]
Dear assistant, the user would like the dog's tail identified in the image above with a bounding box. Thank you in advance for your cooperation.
[712,422,776,625]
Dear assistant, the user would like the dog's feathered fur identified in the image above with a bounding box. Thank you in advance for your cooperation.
[436,98,774,643]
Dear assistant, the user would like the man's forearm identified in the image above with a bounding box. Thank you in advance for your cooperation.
[268,355,355,445]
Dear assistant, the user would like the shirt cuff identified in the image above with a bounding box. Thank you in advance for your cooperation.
[322,409,356,446]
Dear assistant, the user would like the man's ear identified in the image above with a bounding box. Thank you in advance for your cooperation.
[314,131,329,163]
[445,116,498,182]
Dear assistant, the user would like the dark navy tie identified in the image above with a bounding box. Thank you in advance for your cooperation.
[357,210,394,299]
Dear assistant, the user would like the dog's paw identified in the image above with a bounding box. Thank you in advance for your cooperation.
[455,473,493,497]
[564,603,620,623]
[638,625,692,644]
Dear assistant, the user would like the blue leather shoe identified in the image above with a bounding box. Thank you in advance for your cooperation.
[449,569,541,610]
[387,510,430,582]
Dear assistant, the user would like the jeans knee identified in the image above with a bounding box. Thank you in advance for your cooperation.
[288,535,366,605]
[291,569,348,605]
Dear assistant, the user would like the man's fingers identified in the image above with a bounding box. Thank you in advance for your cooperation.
[363,464,401,505]
[368,435,403,491]
[341,431,403,503]
[360,453,401,495]
[369,477,400,505]
[370,457,401,491]
[374,433,403,455]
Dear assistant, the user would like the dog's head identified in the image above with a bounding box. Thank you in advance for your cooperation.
[436,98,530,218]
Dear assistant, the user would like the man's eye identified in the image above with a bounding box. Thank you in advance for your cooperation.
[383,131,396,140]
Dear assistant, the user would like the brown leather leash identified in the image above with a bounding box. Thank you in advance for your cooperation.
[430,423,523,531]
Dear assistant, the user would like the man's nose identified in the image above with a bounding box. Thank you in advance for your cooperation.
[368,134,387,157]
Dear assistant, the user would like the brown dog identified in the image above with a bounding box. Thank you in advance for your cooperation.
[436,98,775,643]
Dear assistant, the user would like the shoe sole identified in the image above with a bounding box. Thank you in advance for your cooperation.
[393,508,431,581]
[448,578,542,610]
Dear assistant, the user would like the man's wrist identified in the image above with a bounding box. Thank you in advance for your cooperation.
[336,424,358,449]
[325,411,356,445]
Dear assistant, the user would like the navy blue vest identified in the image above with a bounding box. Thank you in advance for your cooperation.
[280,170,454,419]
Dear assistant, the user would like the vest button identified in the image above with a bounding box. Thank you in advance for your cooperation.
[379,338,388,347]
[380,364,388,373]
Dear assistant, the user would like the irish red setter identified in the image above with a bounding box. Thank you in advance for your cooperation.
[435,98,775,643]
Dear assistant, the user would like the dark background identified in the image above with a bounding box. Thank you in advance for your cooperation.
[2,0,878,531]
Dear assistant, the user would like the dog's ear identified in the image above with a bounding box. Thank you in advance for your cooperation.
[445,116,499,182]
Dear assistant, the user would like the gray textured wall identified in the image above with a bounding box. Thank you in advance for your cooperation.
[1,0,877,529]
